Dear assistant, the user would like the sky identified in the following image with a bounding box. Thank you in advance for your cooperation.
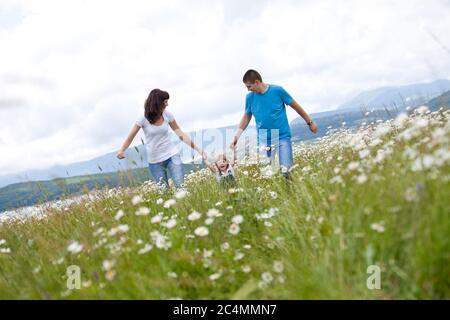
[0,0,449,174]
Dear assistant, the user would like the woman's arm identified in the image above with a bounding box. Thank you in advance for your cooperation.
[169,120,207,160]
[117,124,141,159]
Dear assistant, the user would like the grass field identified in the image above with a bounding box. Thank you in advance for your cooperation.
[0,107,448,299]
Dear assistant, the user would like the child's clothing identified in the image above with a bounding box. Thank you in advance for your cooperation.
[215,165,236,187]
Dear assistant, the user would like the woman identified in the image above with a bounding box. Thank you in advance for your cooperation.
[117,89,207,188]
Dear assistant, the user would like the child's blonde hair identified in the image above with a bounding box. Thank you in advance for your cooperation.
[215,153,228,162]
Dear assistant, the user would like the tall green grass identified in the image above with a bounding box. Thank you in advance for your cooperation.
[0,108,448,299]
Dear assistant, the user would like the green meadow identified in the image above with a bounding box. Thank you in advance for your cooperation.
[0,108,448,299]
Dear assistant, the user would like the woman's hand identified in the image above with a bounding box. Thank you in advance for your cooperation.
[201,150,208,161]
[117,124,141,160]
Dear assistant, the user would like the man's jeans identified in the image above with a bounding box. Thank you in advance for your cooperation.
[261,137,294,175]
[148,154,184,188]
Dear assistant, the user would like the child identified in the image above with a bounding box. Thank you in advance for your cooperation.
[205,151,237,187]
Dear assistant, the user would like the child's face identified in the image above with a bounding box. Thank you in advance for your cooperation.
[216,156,228,171]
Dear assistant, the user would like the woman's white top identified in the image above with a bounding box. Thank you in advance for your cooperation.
[135,111,180,164]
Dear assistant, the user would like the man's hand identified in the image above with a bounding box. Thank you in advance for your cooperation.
[309,122,318,133]
[201,150,208,161]
[229,139,237,151]
[230,114,251,151]
[117,151,126,159]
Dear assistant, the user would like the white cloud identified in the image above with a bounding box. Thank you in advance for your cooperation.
[0,0,449,174]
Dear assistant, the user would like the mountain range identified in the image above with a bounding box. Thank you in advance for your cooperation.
[337,79,450,110]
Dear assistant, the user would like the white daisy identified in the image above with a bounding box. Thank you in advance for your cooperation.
[370,222,385,233]
[114,210,125,220]
[174,189,188,199]
[135,207,150,216]
[151,214,163,224]
[187,211,202,221]
[164,218,177,229]
[347,161,360,171]
[163,199,176,208]
[67,241,83,254]
[232,215,244,225]
[209,272,222,281]
[234,251,245,261]
[261,272,273,284]
[273,261,284,273]
[356,174,368,184]
[102,259,115,271]
[131,195,143,205]
[207,208,222,217]
[138,243,153,254]
[242,265,251,273]
[229,223,240,235]
[194,226,209,237]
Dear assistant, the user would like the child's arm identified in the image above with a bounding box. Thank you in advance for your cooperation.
[204,158,217,173]
[117,124,141,159]
[231,148,237,167]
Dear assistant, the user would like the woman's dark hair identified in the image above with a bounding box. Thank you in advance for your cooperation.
[144,89,169,124]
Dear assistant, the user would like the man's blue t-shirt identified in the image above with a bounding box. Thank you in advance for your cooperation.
[245,84,293,144]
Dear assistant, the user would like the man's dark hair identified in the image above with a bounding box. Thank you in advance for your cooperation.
[243,69,263,83]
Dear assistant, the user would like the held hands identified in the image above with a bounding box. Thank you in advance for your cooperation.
[116,151,126,159]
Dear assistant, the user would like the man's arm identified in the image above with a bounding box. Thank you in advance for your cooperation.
[289,99,318,133]
[230,113,252,150]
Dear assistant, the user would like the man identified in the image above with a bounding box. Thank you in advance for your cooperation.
[230,69,318,177]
